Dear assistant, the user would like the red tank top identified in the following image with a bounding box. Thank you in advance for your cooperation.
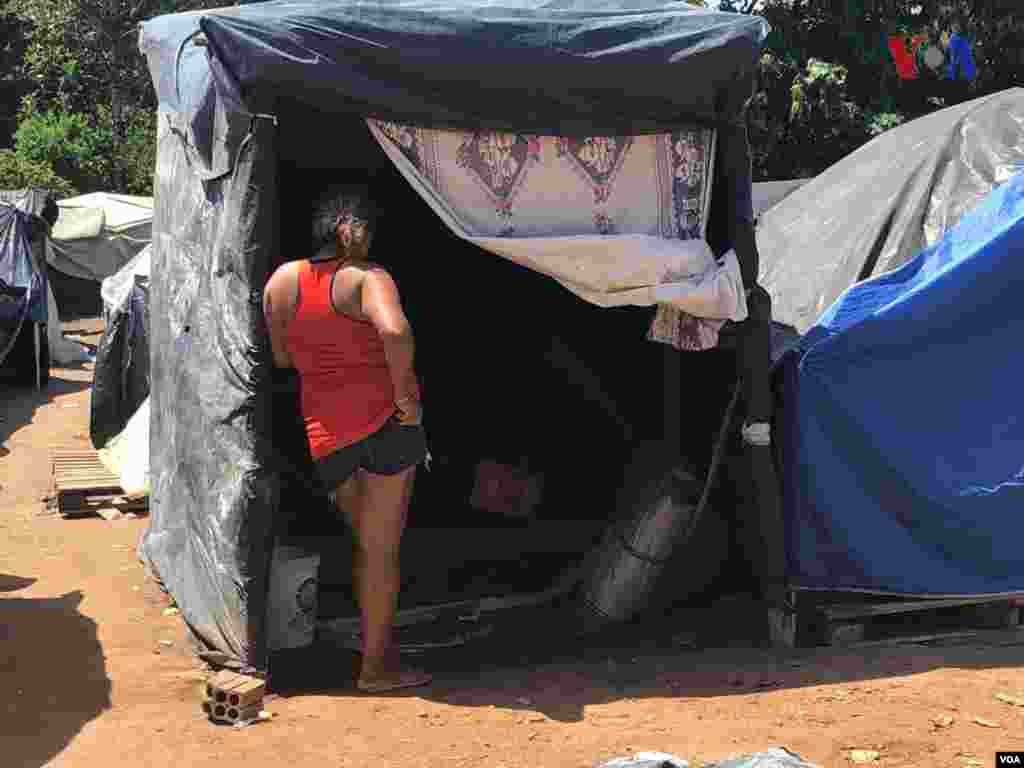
[286,260,396,460]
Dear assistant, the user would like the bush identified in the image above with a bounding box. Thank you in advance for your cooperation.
[13,102,109,192]
[0,149,76,198]
[13,101,158,196]
[117,107,157,197]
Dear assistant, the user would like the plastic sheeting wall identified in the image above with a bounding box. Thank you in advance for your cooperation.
[758,89,1024,333]
[89,277,150,449]
[139,111,280,670]
[777,170,1024,596]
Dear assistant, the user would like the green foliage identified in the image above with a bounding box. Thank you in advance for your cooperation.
[5,0,225,193]
[13,101,110,191]
[13,101,157,195]
[0,149,76,198]
[737,0,1024,181]
[115,107,158,196]
[866,111,907,137]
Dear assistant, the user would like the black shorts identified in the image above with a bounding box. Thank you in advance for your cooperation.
[315,416,427,491]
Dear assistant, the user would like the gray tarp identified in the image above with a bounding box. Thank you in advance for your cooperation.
[758,88,1024,334]
[48,193,153,282]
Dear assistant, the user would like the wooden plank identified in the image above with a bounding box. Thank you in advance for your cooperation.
[55,471,119,480]
[55,476,118,483]
[822,595,1018,621]
[844,630,980,649]
[57,483,123,492]
[825,623,866,647]
[970,603,1020,629]
[67,497,146,509]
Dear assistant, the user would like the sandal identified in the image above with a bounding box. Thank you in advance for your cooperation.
[357,666,433,694]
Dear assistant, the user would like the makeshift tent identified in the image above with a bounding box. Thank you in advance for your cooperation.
[90,266,150,450]
[777,168,1024,596]
[91,246,152,450]
[45,192,152,320]
[48,193,153,281]
[757,88,1024,334]
[751,179,810,223]
[139,0,774,670]
[0,189,51,386]
[101,245,151,319]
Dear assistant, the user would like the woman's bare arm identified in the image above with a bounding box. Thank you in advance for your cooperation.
[361,268,419,404]
[262,263,298,369]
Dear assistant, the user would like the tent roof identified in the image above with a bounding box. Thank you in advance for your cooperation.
[0,189,52,219]
[140,0,769,137]
[757,88,1024,334]
[53,193,154,240]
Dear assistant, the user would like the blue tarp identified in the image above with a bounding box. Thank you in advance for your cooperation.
[780,170,1024,596]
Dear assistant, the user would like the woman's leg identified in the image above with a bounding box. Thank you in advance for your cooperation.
[334,470,364,532]
[333,470,368,621]
[352,465,427,687]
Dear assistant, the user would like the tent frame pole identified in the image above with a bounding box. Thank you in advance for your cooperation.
[34,322,40,390]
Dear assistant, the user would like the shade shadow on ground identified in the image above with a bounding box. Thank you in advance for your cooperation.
[269,593,1024,726]
[0,583,112,768]
[0,375,91,459]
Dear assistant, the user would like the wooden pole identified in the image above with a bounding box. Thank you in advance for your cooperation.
[34,323,40,390]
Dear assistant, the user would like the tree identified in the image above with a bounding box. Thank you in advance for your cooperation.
[0,10,31,148]
[721,0,1024,180]
[6,0,227,190]
[0,149,76,197]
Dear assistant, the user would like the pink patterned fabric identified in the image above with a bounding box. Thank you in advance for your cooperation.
[368,120,739,350]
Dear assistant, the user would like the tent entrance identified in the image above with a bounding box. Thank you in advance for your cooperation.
[270,114,743,622]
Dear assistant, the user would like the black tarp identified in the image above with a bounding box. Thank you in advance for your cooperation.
[89,276,150,449]
[139,0,771,670]
[757,88,1024,334]
[0,192,50,373]
[142,0,768,140]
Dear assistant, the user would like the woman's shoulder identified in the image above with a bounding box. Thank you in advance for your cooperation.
[270,259,305,280]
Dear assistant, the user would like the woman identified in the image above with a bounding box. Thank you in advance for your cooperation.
[263,186,431,692]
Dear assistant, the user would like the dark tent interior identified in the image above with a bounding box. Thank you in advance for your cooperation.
[268,104,761,627]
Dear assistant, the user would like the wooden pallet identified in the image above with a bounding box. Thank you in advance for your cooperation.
[802,593,1023,647]
[51,448,147,518]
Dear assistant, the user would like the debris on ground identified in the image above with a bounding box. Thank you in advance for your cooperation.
[598,752,688,768]
[597,748,821,768]
[970,716,1001,728]
[847,750,880,764]
[930,714,955,729]
[994,692,1024,707]
[708,749,822,767]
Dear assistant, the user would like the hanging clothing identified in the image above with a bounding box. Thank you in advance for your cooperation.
[946,32,977,81]
[887,34,928,80]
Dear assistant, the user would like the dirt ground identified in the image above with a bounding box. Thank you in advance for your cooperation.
[2,321,1023,768]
